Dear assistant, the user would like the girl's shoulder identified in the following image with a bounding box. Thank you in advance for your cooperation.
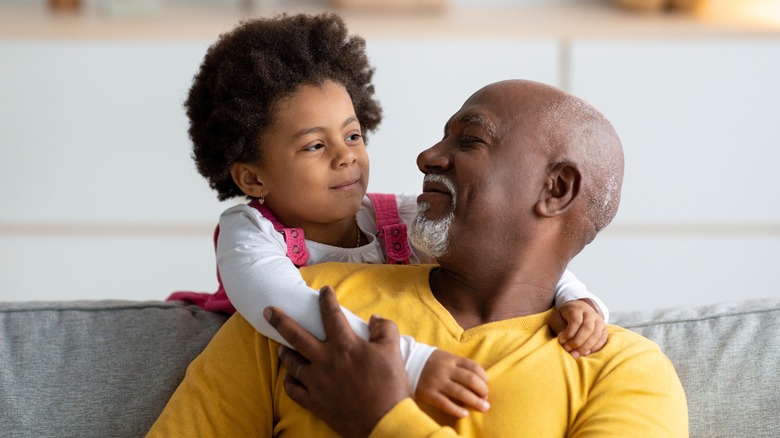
[218,202,278,235]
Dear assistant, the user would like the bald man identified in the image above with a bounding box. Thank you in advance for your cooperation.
[148,80,688,437]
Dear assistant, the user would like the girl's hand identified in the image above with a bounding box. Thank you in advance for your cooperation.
[549,299,608,359]
[416,350,490,418]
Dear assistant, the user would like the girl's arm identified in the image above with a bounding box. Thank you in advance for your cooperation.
[552,269,609,357]
[215,204,435,392]
[554,269,610,323]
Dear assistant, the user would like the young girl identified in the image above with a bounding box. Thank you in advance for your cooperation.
[170,13,609,419]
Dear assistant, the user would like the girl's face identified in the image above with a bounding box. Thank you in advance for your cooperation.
[253,80,370,228]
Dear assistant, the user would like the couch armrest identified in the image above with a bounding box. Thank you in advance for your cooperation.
[612,299,780,438]
[0,300,227,437]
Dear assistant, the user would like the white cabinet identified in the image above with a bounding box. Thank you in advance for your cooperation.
[0,40,228,224]
[569,38,780,223]
[567,38,780,311]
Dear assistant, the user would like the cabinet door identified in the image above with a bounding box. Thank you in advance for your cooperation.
[0,40,231,224]
[0,41,228,301]
[568,39,780,311]
[366,38,560,194]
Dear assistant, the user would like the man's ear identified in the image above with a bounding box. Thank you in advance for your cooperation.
[230,163,267,198]
[535,161,581,217]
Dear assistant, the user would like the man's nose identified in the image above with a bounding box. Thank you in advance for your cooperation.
[417,142,449,174]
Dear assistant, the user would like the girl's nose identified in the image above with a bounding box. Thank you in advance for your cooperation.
[334,142,357,168]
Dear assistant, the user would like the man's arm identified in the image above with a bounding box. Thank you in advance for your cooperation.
[265,286,461,438]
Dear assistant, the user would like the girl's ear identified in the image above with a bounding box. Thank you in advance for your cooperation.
[230,163,267,199]
[535,161,581,217]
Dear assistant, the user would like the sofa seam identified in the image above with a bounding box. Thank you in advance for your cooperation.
[620,307,780,329]
[0,303,206,314]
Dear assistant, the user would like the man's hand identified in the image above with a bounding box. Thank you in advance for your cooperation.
[548,299,608,359]
[264,285,410,438]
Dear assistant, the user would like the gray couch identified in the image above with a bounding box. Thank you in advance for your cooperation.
[1,298,778,437]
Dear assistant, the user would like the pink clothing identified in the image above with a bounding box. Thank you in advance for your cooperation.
[368,193,411,265]
[167,193,410,313]
[248,200,310,267]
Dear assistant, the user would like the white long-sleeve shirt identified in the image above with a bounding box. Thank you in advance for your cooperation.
[216,193,608,393]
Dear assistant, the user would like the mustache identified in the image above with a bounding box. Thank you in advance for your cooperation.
[423,174,457,199]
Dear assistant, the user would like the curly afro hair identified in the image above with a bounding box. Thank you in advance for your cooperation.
[185,13,383,201]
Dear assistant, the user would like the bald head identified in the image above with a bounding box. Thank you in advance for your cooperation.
[532,82,623,240]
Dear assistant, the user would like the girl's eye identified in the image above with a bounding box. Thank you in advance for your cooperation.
[303,143,324,152]
[346,133,363,142]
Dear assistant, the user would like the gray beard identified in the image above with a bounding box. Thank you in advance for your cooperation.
[409,202,454,259]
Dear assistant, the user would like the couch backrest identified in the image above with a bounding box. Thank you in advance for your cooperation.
[0,301,227,437]
[612,298,780,438]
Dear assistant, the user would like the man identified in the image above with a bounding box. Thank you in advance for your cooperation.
[148,80,688,437]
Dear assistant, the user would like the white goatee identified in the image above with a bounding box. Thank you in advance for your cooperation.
[409,175,457,258]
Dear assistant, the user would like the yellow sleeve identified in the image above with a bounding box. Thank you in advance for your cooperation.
[369,398,460,438]
[146,314,278,437]
[569,336,689,438]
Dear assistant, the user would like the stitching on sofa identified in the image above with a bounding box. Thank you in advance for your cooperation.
[0,302,206,314]
[621,307,780,329]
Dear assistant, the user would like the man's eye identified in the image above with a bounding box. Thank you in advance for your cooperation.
[460,136,482,146]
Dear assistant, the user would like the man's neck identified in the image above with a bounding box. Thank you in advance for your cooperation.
[428,266,557,330]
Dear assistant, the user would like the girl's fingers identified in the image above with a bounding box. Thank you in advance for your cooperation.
[441,380,490,413]
[426,391,470,418]
[451,367,489,400]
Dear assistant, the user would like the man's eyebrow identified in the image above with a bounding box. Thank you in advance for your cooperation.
[458,113,498,138]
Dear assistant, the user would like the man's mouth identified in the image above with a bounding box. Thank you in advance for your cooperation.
[418,174,457,211]
[422,174,455,197]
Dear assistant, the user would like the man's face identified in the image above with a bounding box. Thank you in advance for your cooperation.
[412,81,551,260]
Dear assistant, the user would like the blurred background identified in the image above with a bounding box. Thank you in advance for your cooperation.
[1,0,779,312]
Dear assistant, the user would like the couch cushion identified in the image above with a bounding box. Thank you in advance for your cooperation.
[0,300,227,438]
[612,298,780,438]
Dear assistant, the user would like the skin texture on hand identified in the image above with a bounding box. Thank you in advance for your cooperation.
[264,286,411,438]
[548,299,608,359]
[416,349,490,418]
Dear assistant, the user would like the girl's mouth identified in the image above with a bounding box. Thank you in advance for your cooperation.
[331,179,359,190]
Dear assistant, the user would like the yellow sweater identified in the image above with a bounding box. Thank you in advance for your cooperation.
[148,263,688,437]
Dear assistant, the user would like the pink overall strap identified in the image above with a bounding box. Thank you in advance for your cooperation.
[247,199,309,267]
[367,193,411,265]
